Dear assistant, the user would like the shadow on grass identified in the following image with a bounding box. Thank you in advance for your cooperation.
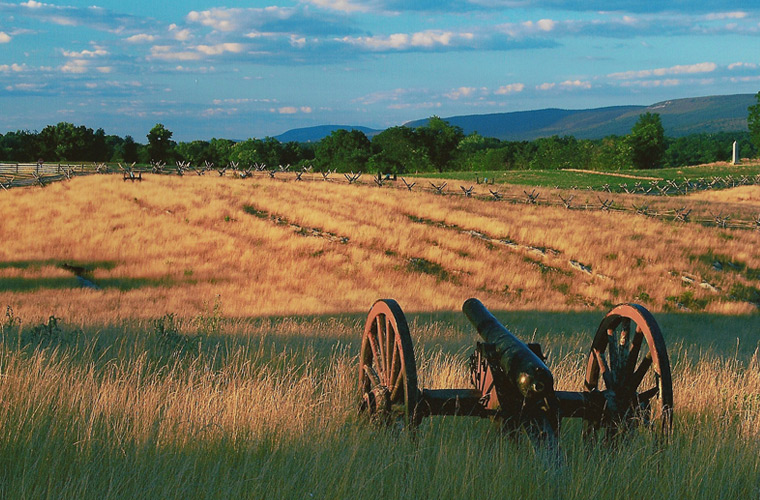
[0,276,177,292]
[0,259,118,271]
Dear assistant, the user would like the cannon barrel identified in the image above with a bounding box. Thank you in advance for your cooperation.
[463,298,554,400]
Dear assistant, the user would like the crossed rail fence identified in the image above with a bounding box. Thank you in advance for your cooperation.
[2,161,759,230]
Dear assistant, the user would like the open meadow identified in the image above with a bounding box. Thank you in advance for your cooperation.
[0,171,758,498]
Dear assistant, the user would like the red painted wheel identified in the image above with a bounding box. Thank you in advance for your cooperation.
[358,299,421,427]
[583,303,674,437]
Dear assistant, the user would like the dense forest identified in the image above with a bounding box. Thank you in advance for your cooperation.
[0,114,757,173]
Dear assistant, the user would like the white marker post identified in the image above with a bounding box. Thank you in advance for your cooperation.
[732,140,740,165]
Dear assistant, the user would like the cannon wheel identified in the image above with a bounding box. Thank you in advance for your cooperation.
[359,299,421,427]
[583,303,673,437]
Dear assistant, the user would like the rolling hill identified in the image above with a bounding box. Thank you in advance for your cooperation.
[276,94,755,142]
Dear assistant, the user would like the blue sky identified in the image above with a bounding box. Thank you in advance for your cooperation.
[1,0,759,142]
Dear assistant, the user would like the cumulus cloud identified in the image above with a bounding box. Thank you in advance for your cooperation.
[125,33,156,43]
[272,106,312,114]
[445,86,484,99]
[0,31,11,43]
[185,6,355,37]
[148,43,245,61]
[728,61,758,70]
[0,63,27,72]
[339,30,476,51]
[608,62,717,79]
[494,83,525,94]
[559,79,591,89]
[0,1,157,34]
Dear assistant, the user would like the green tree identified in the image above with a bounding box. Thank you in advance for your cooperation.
[626,112,666,169]
[416,116,464,172]
[314,129,371,172]
[121,135,139,163]
[369,126,431,174]
[147,123,175,163]
[748,91,760,155]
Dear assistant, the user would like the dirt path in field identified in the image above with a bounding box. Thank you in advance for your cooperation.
[562,169,662,181]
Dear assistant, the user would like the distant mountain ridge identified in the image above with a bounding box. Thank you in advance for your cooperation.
[275,94,755,143]
[274,125,381,143]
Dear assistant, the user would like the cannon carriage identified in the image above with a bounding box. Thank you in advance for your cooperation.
[358,298,673,443]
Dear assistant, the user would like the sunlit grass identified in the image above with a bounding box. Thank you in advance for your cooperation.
[0,174,758,322]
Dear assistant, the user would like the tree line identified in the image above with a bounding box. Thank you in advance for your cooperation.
[2,95,759,172]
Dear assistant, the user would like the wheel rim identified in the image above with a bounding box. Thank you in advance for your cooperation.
[358,299,421,427]
[583,303,673,437]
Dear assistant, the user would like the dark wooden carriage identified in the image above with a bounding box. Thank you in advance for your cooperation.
[359,298,673,443]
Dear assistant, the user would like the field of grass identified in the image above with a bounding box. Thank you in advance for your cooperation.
[419,160,760,190]
[0,172,758,498]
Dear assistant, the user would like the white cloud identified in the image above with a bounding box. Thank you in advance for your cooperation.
[536,19,556,32]
[96,66,112,73]
[728,61,758,70]
[125,33,155,43]
[62,46,108,58]
[60,59,89,73]
[0,32,11,43]
[148,43,243,61]
[620,79,681,88]
[303,0,368,13]
[5,83,46,91]
[195,43,244,55]
[537,82,555,90]
[339,30,472,51]
[494,83,525,94]
[559,79,591,89]
[445,86,482,99]
[608,62,717,80]
[272,106,312,114]
[169,24,193,42]
[0,63,26,72]
[703,11,747,21]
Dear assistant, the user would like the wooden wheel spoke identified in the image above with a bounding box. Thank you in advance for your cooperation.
[364,364,381,387]
[390,369,405,401]
[594,348,614,390]
[385,316,393,381]
[368,333,381,374]
[619,318,631,350]
[375,316,386,378]
[389,335,399,385]
[638,386,659,403]
[624,328,644,378]
[631,352,653,391]
[606,328,619,375]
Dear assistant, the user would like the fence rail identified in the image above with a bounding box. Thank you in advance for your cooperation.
[1,162,758,231]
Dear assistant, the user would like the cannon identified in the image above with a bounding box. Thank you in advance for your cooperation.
[358,298,673,443]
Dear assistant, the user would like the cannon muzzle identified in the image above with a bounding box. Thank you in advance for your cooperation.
[463,298,554,400]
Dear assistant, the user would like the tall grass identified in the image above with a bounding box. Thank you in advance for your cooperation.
[0,310,757,499]
[0,175,758,322]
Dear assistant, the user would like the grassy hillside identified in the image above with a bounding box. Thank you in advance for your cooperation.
[1,173,759,321]
[0,173,758,498]
[406,94,755,140]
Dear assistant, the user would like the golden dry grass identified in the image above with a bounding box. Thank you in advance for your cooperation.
[0,174,758,322]
[0,173,758,498]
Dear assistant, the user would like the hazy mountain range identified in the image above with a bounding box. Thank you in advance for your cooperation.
[274,93,755,143]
